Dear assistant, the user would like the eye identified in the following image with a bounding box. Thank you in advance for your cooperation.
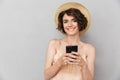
[63,20,68,23]
[72,19,77,22]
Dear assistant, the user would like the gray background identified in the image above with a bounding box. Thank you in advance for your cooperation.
[0,0,120,80]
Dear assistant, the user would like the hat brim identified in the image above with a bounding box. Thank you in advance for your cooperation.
[55,2,91,35]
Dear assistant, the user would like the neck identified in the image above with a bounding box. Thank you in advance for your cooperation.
[65,35,81,45]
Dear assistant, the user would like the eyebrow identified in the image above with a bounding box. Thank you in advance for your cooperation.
[63,19,68,21]
[63,18,76,21]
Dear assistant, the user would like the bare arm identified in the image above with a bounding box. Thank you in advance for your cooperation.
[44,59,62,80]
[81,45,95,80]
[44,39,66,80]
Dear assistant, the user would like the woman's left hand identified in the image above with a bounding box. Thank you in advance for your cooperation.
[66,52,86,66]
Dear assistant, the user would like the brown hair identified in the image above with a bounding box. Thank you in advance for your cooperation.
[57,8,88,34]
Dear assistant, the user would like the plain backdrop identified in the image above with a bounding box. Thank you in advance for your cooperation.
[0,0,120,80]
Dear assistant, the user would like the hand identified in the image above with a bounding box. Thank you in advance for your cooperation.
[66,52,86,66]
[57,52,80,66]
[57,52,86,67]
[57,53,69,66]
[66,52,80,64]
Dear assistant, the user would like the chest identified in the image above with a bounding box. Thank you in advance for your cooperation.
[53,44,87,63]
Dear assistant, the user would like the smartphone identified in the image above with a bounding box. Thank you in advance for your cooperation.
[66,45,78,53]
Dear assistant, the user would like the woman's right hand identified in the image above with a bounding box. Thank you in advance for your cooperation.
[57,53,69,66]
[58,52,79,66]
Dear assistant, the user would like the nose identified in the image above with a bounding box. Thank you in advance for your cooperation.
[68,21,72,27]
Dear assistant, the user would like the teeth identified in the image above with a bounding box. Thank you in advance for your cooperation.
[69,28,74,31]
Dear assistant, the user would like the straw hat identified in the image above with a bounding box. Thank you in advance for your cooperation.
[55,2,91,35]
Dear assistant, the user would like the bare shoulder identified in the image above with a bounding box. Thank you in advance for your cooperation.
[48,39,60,47]
[83,42,95,55]
[86,43,95,51]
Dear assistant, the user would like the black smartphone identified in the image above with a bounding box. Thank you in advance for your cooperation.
[66,45,78,53]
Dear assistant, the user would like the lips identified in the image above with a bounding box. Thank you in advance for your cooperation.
[67,27,76,31]
[68,28,74,31]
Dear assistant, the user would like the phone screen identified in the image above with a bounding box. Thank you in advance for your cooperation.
[66,45,78,53]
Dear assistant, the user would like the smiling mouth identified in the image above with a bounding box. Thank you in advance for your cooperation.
[68,28,74,31]
[67,27,75,31]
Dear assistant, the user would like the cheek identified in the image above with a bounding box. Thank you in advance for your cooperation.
[75,23,79,29]
[63,24,68,29]
[73,22,78,26]
[63,26,67,31]
[63,23,67,27]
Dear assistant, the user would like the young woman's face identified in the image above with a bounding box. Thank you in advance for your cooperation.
[63,14,79,36]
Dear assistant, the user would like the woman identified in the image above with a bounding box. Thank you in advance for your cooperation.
[44,2,95,80]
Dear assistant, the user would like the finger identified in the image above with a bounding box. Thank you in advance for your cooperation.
[67,57,77,62]
[77,58,81,63]
[62,56,69,65]
[67,53,79,59]
[67,61,74,64]
[65,53,70,57]
[71,52,79,56]
[67,60,79,64]
[64,60,68,65]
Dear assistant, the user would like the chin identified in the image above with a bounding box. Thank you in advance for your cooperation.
[67,33,77,36]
